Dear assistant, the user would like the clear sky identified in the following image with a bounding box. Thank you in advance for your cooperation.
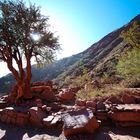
[0,0,140,77]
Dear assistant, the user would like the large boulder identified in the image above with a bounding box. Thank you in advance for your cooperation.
[62,108,99,136]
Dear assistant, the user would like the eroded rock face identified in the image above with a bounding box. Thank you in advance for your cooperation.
[62,108,99,136]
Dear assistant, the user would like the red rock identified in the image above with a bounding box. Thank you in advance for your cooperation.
[135,97,140,103]
[0,101,7,109]
[31,86,51,94]
[108,104,140,124]
[58,89,75,101]
[105,96,122,104]
[0,113,8,122]
[49,102,62,111]
[117,121,140,127]
[86,100,96,108]
[121,94,136,104]
[31,80,53,88]
[96,101,105,111]
[28,107,43,127]
[62,108,99,136]
[75,99,86,106]
[40,89,56,101]
[16,113,29,126]
[96,110,108,121]
[109,111,140,122]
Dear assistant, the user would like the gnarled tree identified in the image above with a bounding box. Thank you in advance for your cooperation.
[0,0,60,102]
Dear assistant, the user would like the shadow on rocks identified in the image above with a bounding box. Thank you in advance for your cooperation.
[0,122,62,140]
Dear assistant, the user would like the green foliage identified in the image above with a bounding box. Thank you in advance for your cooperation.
[76,87,104,100]
[117,22,140,87]
[121,21,140,48]
[117,48,140,84]
[69,66,92,88]
[0,0,60,70]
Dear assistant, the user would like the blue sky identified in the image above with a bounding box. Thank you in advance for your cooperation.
[24,0,140,58]
[0,0,140,77]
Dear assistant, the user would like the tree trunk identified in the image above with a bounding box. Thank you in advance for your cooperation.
[15,78,33,103]
[16,55,32,100]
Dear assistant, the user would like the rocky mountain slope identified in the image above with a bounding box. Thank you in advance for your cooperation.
[0,14,140,92]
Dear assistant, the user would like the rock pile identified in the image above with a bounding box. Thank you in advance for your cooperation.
[0,85,140,138]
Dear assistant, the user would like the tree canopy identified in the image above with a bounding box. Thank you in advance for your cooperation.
[0,0,60,102]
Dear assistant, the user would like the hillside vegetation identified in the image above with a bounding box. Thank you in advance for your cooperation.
[0,15,140,93]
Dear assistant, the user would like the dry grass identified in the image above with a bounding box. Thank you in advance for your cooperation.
[76,83,125,100]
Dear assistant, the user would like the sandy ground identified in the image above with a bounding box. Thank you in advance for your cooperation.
[0,122,140,140]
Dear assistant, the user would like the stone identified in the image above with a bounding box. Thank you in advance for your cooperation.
[0,95,8,102]
[105,96,122,104]
[117,121,140,127]
[51,115,61,125]
[0,101,7,109]
[135,97,140,104]
[31,86,51,94]
[0,113,8,122]
[86,100,96,108]
[75,99,86,106]
[43,115,61,127]
[109,111,140,122]
[41,89,56,101]
[49,102,62,111]
[58,88,75,101]
[62,108,99,136]
[31,80,53,87]
[108,104,140,124]
[16,112,29,126]
[96,110,108,121]
[121,94,136,104]
[28,107,43,127]
[0,107,29,126]
[96,101,105,111]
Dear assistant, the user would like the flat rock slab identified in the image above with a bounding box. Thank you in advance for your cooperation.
[112,104,140,112]
[62,108,99,136]
[108,104,140,124]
